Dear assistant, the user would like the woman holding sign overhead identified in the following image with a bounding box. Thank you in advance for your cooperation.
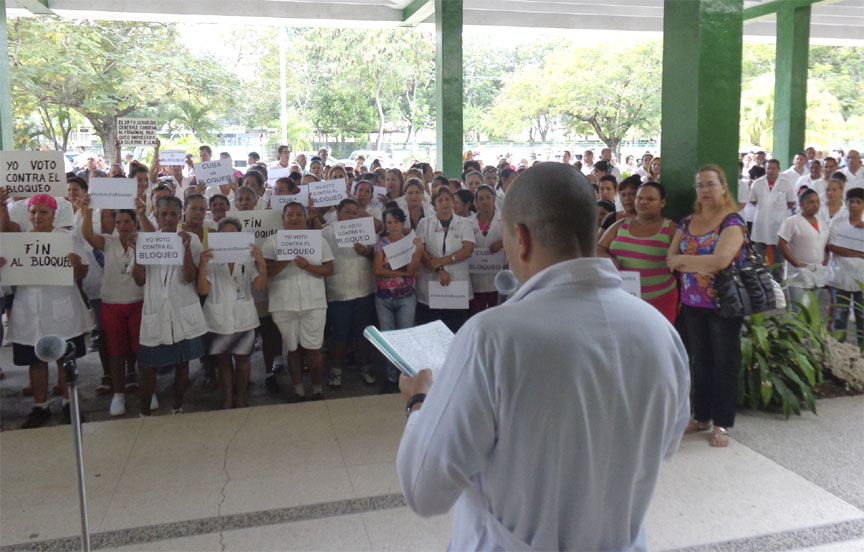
[197,217,267,409]
[130,196,206,417]
[322,199,376,388]
[416,186,476,332]
[469,185,505,315]
[263,202,334,401]
[373,206,424,391]
[0,193,91,429]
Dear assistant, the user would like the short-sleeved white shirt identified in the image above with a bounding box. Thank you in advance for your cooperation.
[416,214,476,305]
[777,214,830,289]
[100,235,145,304]
[826,217,864,292]
[262,231,334,312]
[322,224,375,303]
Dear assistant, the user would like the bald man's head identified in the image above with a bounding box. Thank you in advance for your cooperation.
[502,162,596,259]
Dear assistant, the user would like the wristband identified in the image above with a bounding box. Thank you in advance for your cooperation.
[435,265,444,273]
[406,393,427,417]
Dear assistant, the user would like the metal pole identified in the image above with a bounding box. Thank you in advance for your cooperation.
[65,359,91,552]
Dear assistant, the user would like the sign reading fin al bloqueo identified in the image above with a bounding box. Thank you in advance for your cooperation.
[226,210,284,246]
[0,232,74,286]
[1,151,65,197]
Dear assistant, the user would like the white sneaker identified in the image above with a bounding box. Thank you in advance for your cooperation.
[109,395,126,416]
[172,408,183,415]
[150,394,159,411]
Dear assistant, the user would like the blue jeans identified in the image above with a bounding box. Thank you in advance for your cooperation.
[831,288,863,347]
[375,294,417,383]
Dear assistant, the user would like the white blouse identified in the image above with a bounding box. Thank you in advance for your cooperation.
[202,261,260,334]
[416,214,476,305]
[262,232,335,312]
[469,211,506,294]
[322,224,375,303]
[826,218,864,292]
[777,214,830,289]
[101,235,144,304]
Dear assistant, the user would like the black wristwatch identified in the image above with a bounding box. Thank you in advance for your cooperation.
[406,393,427,417]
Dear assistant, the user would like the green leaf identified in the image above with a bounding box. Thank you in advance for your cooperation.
[772,377,802,418]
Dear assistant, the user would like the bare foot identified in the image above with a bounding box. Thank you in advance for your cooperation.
[710,427,729,447]
[684,419,711,435]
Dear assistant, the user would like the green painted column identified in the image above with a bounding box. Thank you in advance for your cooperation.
[0,0,13,149]
[773,4,810,168]
[435,0,462,178]
[661,0,743,221]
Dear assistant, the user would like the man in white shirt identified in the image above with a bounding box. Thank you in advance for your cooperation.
[269,144,292,171]
[796,159,826,198]
[594,147,622,183]
[397,162,690,552]
[750,159,797,281]
[840,150,864,190]
[580,149,594,175]
[784,152,808,179]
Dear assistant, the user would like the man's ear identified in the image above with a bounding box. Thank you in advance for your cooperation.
[514,223,531,264]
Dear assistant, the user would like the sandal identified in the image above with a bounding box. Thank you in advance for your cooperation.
[684,419,711,435]
[710,427,730,448]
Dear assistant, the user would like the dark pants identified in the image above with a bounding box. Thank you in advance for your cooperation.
[831,288,864,347]
[415,303,467,334]
[680,305,743,428]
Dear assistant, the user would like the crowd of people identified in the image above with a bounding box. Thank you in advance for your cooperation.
[0,141,861,440]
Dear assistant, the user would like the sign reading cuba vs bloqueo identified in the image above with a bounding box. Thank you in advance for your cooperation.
[193,159,234,187]
[1,151,65,197]
[309,179,348,207]
[0,232,74,286]
[135,233,184,265]
[275,229,322,263]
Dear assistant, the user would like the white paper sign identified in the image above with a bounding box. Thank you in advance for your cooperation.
[1,151,65,197]
[270,187,308,210]
[370,186,388,209]
[87,178,137,209]
[136,232,184,265]
[208,232,256,264]
[267,167,294,187]
[428,281,470,309]
[831,224,864,253]
[193,160,234,187]
[117,118,158,146]
[159,149,187,166]
[333,217,376,247]
[309,179,349,207]
[619,270,642,297]
[0,232,73,286]
[275,229,322,263]
[226,210,283,246]
[469,248,507,274]
[382,231,416,270]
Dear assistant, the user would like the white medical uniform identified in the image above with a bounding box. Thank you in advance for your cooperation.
[777,214,830,289]
[397,258,690,551]
[415,215,475,305]
[749,175,797,245]
[796,174,826,199]
[469,211,505,294]
[322,224,375,302]
[840,166,864,190]
[201,261,260,335]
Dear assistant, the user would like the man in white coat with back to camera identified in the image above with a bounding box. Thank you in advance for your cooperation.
[396,162,690,552]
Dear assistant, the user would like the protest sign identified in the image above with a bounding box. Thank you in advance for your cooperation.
[209,232,256,264]
[309,179,349,207]
[270,187,308,210]
[117,118,158,146]
[382,231,416,270]
[275,229,323,263]
[429,281,470,309]
[136,233,184,266]
[831,224,864,253]
[468,248,507,274]
[226,210,283,246]
[333,217,376,247]
[619,271,642,298]
[370,186,388,209]
[1,151,65,197]
[159,150,187,166]
[87,178,137,209]
[0,232,74,286]
[193,160,234,187]
[267,167,294,187]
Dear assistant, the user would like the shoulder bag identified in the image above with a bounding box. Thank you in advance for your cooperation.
[712,213,777,318]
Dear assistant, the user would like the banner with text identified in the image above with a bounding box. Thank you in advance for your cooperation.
[309,179,349,207]
[382,231,416,270]
[468,248,507,274]
[1,151,65,197]
[267,167,294,187]
[209,232,256,264]
[429,281,469,309]
[370,186,388,209]
[270,187,308,210]
[619,271,642,298]
[117,118,158,146]
[136,233,184,266]
[275,229,322,263]
[333,217,376,247]
[226,210,283,246]
[88,178,137,209]
[159,149,187,166]
[0,232,74,286]
[193,160,234,187]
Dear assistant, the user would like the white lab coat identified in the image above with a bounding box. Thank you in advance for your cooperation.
[840,166,864,190]
[201,261,261,335]
[416,215,476,305]
[397,258,690,552]
[796,174,826,199]
[469,211,505,294]
[749,175,797,244]
[777,214,830,289]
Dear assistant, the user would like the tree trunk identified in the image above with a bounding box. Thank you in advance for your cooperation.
[375,86,385,150]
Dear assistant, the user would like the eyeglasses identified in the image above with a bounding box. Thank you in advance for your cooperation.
[694,182,720,190]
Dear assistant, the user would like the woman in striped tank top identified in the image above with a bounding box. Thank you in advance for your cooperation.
[598,182,678,323]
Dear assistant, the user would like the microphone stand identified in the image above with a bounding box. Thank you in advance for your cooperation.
[63,354,91,552]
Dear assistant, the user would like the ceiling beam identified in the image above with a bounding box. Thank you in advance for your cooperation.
[402,0,433,26]
[743,0,837,22]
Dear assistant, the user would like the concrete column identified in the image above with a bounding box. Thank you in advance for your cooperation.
[435,0,462,178]
[0,0,14,149]
[773,5,810,168]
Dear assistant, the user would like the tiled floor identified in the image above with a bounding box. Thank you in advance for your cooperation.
[2,394,862,552]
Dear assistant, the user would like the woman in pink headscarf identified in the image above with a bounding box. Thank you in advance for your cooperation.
[0,191,92,429]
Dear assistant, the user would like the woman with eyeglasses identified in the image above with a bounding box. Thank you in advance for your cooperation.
[666,165,747,448]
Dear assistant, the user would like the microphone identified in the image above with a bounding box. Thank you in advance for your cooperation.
[35,335,78,363]
[494,269,520,305]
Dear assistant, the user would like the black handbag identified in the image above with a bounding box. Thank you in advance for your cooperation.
[712,214,776,318]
